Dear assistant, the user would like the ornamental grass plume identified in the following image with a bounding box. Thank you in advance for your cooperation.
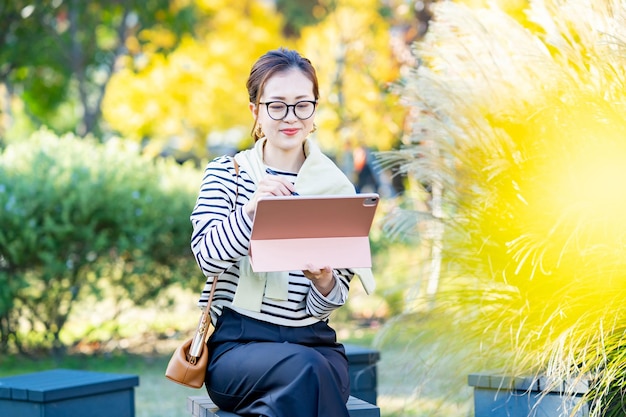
[380,1,626,415]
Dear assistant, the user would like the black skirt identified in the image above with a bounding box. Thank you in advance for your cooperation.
[205,307,350,417]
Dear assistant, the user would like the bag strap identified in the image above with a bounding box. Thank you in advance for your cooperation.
[188,277,218,363]
[188,157,240,363]
[232,156,239,202]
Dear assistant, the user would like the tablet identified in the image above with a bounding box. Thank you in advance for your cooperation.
[249,193,380,272]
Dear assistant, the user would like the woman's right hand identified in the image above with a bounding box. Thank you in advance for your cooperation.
[244,174,297,219]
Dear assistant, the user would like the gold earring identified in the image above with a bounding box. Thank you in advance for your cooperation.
[309,124,317,135]
[255,124,263,137]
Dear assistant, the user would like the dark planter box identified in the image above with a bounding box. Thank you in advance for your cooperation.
[469,373,590,417]
[344,344,380,405]
[0,369,139,417]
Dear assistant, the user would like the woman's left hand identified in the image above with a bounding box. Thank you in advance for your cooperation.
[303,265,335,296]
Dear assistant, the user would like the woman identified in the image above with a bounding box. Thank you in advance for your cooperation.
[190,48,373,417]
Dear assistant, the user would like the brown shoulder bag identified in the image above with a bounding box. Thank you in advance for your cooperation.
[164,158,239,388]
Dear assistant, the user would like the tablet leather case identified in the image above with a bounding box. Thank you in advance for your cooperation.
[249,194,379,272]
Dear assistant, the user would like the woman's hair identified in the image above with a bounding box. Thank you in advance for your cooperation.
[247,48,319,141]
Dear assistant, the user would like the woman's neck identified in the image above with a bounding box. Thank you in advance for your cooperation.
[262,141,306,172]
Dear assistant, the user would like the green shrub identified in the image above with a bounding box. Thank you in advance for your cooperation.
[0,129,202,354]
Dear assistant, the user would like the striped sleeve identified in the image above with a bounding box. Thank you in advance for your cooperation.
[190,157,253,276]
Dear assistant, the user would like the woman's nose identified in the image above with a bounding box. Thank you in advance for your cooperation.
[283,106,299,121]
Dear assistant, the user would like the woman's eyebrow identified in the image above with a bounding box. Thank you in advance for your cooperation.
[266,95,313,100]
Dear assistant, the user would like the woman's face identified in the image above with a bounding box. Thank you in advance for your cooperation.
[252,68,316,153]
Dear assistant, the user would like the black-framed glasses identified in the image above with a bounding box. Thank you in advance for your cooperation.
[259,100,317,120]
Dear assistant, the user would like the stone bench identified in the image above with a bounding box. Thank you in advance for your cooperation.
[187,394,380,417]
[0,369,139,417]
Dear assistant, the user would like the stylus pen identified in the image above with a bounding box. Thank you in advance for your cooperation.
[265,168,300,196]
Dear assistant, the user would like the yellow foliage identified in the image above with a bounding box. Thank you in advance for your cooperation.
[171,0,194,11]
[195,0,234,13]
[102,1,286,156]
[104,0,405,159]
[297,0,406,153]
[140,26,178,51]
[125,35,141,55]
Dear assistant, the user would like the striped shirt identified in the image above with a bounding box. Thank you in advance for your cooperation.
[190,155,353,327]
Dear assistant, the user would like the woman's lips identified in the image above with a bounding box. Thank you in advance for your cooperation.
[281,128,299,136]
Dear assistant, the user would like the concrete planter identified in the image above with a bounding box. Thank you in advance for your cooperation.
[0,369,139,417]
[468,373,590,417]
